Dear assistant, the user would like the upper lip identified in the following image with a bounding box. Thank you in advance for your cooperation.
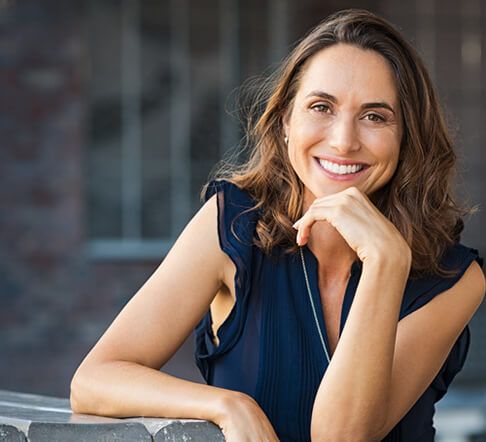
[315,155,369,166]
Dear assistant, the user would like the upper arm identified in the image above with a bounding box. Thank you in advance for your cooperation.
[380,260,485,437]
[79,194,233,370]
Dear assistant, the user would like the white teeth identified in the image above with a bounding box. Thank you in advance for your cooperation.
[319,159,364,175]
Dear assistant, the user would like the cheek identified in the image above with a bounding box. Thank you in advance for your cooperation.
[365,131,400,163]
[293,117,327,145]
[287,143,295,163]
[388,139,401,169]
[287,144,302,176]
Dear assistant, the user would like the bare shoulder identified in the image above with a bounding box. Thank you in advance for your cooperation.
[444,259,485,310]
[403,259,485,337]
[175,193,235,287]
[163,193,235,277]
[460,259,485,293]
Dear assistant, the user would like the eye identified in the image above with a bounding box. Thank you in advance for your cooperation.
[364,113,386,123]
[310,102,332,113]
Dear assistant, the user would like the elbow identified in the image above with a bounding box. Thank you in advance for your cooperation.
[311,430,378,442]
[311,428,382,442]
[70,363,107,416]
[70,367,93,415]
[70,371,85,414]
[70,360,129,418]
[311,414,387,442]
[70,387,84,415]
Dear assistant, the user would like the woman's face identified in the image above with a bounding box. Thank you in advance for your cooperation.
[283,43,403,205]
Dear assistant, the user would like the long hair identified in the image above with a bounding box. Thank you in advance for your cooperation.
[205,9,470,277]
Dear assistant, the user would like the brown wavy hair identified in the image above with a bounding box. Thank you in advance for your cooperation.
[205,9,471,277]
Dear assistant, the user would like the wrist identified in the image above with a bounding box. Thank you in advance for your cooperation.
[210,389,248,426]
[363,245,411,276]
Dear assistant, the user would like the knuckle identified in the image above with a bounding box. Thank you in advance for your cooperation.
[345,186,360,198]
[307,204,317,216]
[333,204,345,217]
[338,194,352,206]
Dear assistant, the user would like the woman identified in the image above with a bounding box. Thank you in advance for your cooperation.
[71,9,485,442]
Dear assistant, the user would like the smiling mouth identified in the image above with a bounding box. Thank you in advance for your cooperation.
[317,158,366,175]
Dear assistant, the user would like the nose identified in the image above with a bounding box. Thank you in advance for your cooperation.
[328,115,360,153]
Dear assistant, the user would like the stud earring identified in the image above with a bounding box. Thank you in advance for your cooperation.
[284,136,289,144]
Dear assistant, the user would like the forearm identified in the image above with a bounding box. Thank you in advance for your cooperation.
[70,359,231,424]
[311,255,410,441]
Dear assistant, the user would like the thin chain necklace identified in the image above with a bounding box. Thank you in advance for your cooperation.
[299,246,332,364]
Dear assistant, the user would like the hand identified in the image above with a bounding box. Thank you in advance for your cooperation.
[293,187,411,266]
[214,391,280,442]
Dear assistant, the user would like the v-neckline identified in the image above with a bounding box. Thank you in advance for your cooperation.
[303,246,361,358]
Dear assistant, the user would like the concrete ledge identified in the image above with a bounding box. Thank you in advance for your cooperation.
[0,390,225,441]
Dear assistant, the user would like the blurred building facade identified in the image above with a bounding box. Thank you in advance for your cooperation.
[1,0,485,398]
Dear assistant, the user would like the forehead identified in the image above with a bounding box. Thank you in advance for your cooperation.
[296,43,399,105]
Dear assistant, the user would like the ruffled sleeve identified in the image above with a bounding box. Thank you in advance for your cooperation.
[194,180,259,381]
[399,243,483,400]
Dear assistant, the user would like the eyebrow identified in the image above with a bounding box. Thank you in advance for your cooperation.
[306,90,396,115]
[362,102,396,115]
[307,91,337,103]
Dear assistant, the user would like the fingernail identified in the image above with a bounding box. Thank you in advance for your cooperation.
[292,221,300,230]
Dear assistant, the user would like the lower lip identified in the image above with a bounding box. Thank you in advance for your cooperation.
[314,158,368,181]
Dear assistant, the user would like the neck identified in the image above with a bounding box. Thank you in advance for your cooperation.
[307,222,357,278]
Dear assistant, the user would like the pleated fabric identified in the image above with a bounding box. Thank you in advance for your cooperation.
[194,180,482,442]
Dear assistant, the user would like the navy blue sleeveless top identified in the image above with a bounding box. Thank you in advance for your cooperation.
[194,180,482,442]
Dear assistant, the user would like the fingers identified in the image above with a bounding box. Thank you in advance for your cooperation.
[292,186,405,264]
[293,196,349,246]
[217,391,280,442]
[293,187,368,246]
